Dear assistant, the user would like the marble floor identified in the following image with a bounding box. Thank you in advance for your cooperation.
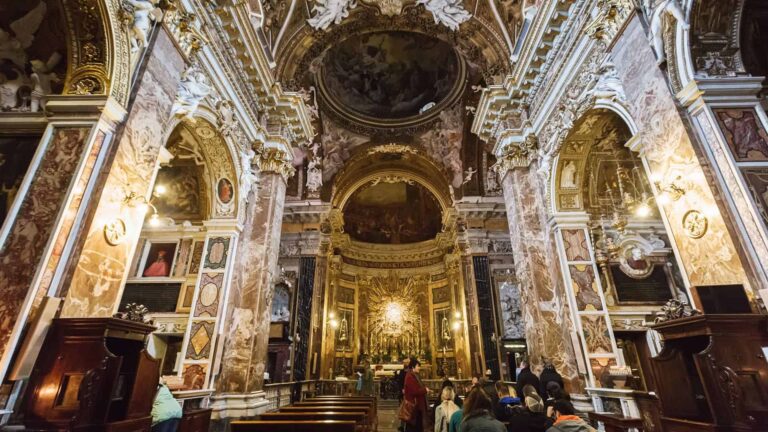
[378,399,401,432]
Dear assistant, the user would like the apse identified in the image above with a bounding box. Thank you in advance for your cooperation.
[342,180,442,244]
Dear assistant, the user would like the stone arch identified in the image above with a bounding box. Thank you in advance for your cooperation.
[158,116,241,222]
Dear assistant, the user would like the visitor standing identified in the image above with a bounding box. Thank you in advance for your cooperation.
[461,388,506,432]
[539,362,565,400]
[404,358,431,432]
[515,360,541,401]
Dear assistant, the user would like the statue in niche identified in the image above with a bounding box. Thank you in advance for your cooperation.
[122,0,159,53]
[171,65,211,121]
[486,165,501,194]
[441,315,450,342]
[339,315,348,342]
[646,0,689,64]
[560,160,578,188]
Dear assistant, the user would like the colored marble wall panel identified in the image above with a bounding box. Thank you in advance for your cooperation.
[173,239,193,277]
[186,321,214,360]
[203,237,230,270]
[580,314,612,354]
[183,363,207,390]
[0,127,89,358]
[189,240,204,275]
[194,272,222,318]
[569,265,603,311]
[562,229,590,262]
[714,109,768,162]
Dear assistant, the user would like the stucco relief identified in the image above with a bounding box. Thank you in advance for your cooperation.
[61,31,185,317]
[610,17,748,288]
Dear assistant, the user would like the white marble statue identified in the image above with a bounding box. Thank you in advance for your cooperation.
[647,0,689,64]
[30,55,61,113]
[485,165,500,194]
[560,160,577,188]
[216,99,237,136]
[307,0,357,31]
[306,156,323,194]
[416,0,471,31]
[0,71,28,111]
[239,147,259,202]
[587,61,626,102]
[171,65,212,121]
[0,2,47,69]
[462,167,476,185]
[123,0,158,52]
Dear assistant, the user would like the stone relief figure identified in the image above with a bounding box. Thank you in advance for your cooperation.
[238,147,259,202]
[122,0,159,53]
[646,0,689,64]
[0,2,47,69]
[321,119,367,181]
[585,61,626,103]
[420,105,464,188]
[307,0,358,31]
[306,156,323,194]
[171,65,212,121]
[216,99,237,137]
[416,0,471,31]
[0,71,29,111]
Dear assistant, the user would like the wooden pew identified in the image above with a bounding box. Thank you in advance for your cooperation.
[291,401,377,431]
[261,411,368,431]
[231,420,357,432]
[278,407,371,430]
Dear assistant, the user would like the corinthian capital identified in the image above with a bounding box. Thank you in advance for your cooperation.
[492,133,539,175]
[253,142,296,181]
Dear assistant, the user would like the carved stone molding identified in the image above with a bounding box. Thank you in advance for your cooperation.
[584,0,635,44]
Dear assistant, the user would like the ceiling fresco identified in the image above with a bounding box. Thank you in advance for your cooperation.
[343,181,442,244]
[318,31,462,121]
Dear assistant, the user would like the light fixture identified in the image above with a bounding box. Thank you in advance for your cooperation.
[154,184,167,195]
[635,202,651,217]
[122,190,161,226]
[451,321,461,331]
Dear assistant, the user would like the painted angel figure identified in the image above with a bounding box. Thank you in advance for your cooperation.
[306,156,323,193]
[416,0,471,31]
[647,0,689,64]
[0,2,47,69]
[462,167,477,185]
[171,65,212,121]
[307,0,358,31]
[123,0,158,52]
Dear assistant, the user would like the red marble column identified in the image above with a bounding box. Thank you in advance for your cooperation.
[216,151,292,396]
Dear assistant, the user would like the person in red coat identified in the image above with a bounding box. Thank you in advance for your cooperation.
[404,358,431,432]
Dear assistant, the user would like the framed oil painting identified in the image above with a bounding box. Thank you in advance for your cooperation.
[142,242,178,278]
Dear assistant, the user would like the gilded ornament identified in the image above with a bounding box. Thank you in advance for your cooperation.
[682,210,708,239]
[104,218,128,245]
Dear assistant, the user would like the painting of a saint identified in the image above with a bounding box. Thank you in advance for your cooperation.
[142,243,177,277]
[217,178,233,204]
[153,165,203,220]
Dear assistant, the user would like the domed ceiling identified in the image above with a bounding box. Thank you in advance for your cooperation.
[318,31,464,126]
[343,181,442,244]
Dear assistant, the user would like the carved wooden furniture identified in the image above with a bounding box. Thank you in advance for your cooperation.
[178,408,212,432]
[230,420,357,432]
[650,314,768,431]
[24,318,160,431]
[588,412,644,432]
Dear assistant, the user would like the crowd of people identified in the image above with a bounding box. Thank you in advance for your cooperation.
[396,358,596,432]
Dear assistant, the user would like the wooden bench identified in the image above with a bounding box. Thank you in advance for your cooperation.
[261,411,368,431]
[231,420,357,432]
[291,401,377,431]
[278,407,371,429]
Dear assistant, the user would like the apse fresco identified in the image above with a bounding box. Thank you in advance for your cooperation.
[343,181,442,244]
[321,31,459,119]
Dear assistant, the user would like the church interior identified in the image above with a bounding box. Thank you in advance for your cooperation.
[0,0,768,431]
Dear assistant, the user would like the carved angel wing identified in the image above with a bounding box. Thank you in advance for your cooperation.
[10,2,47,49]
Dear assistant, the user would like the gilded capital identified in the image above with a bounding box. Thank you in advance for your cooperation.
[253,143,295,181]
[493,133,539,175]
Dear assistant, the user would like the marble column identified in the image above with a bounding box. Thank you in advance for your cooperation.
[215,146,293,407]
[60,28,185,318]
[498,151,582,392]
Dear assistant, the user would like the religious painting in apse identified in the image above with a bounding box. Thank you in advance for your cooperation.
[320,31,460,119]
[153,164,204,221]
[434,308,453,351]
[343,181,441,244]
[142,242,177,277]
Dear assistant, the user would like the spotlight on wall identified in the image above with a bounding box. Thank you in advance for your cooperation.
[123,190,161,226]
